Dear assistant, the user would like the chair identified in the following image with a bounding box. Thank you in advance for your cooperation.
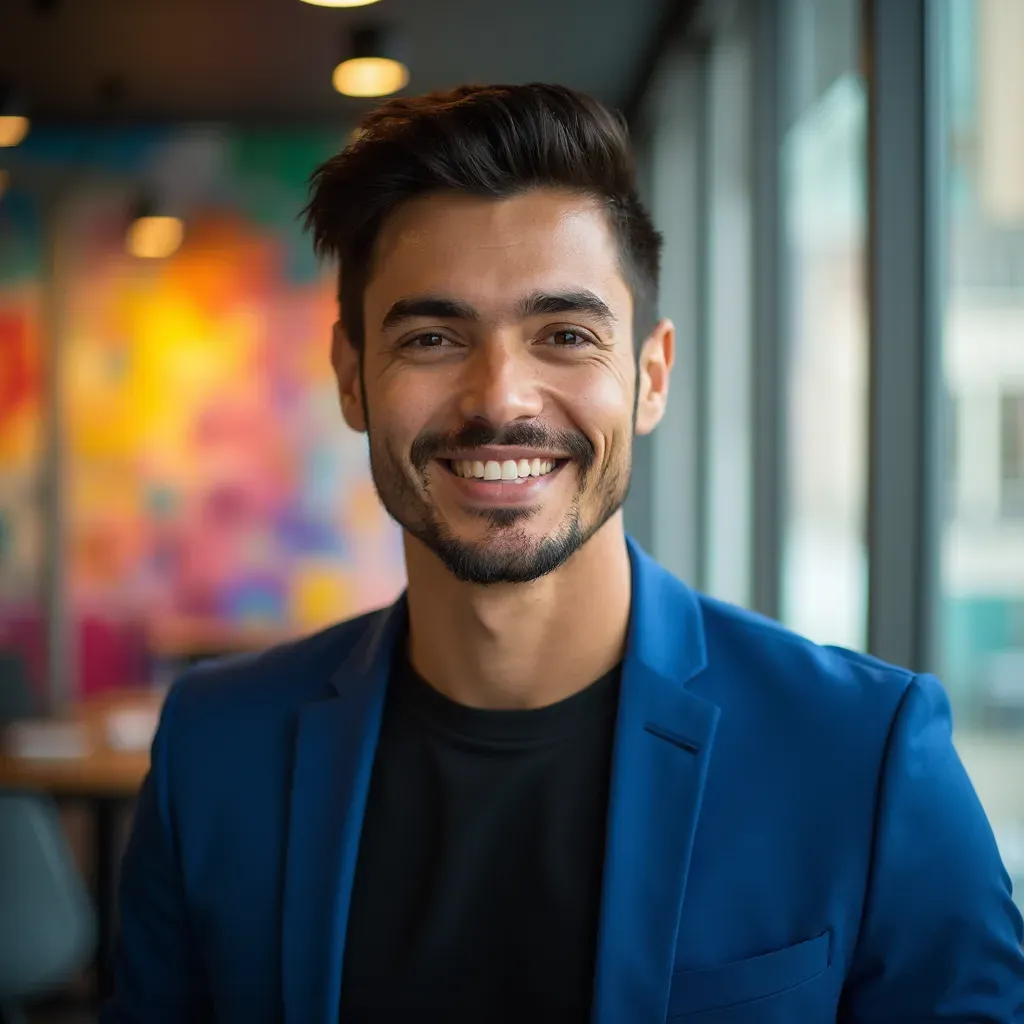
[0,793,97,1024]
[0,650,35,727]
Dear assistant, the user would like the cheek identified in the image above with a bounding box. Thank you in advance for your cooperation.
[371,373,442,445]
[557,366,635,457]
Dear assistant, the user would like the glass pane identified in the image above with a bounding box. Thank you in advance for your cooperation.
[940,0,1024,727]
[780,0,869,649]
[704,6,754,608]
[940,0,1024,881]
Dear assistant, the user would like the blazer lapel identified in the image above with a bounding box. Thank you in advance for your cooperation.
[591,539,719,1024]
[282,598,406,1024]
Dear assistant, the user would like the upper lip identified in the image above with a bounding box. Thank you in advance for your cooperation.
[440,447,567,462]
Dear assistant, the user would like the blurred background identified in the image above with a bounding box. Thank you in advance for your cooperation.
[0,0,1022,1019]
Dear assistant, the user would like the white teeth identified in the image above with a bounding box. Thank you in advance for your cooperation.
[450,457,559,480]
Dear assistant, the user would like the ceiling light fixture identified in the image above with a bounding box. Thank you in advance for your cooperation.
[0,87,30,148]
[126,198,184,260]
[300,0,381,6]
[333,26,409,98]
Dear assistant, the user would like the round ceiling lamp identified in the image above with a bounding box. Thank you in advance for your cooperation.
[0,87,30,148]
[333,27,409,98]
[300,0,381,6]
[126,198,184,260]
[0,117,29,148]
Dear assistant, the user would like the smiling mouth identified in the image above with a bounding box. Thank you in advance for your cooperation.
[442,457,566,483]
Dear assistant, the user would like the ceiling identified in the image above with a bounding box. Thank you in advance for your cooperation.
[0,0,677,124]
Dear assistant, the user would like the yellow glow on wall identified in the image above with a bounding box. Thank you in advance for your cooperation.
[126,216,184,259]
[332,57,408,98]
[0,115,30,148]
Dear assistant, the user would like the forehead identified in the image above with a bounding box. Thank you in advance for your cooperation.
[364,190,633,323]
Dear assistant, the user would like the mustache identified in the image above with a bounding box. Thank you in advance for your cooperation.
[410,421,595,473]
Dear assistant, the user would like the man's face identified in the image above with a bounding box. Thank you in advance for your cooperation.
[335,189,670,585]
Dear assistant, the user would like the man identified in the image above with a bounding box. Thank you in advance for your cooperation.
[103,84,1024,1023]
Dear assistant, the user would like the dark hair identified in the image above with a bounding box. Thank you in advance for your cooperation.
[303,83,662,353]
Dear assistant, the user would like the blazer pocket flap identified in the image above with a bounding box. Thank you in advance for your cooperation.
[668,931,831,1017]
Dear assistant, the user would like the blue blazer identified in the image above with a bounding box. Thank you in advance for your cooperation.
[102,539,1024,1022]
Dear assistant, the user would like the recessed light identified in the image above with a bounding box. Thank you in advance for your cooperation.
[300,0,381,7]
[333,27,408,98]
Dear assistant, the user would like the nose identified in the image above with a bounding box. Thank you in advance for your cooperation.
[456,338,544,427]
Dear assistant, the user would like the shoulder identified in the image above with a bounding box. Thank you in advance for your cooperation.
[629,540,915,726]
[148,606,394,801]
[164,606,389,725]
[680,591,930,782]
[694,591,915,714]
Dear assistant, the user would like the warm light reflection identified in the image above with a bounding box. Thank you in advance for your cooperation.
[332,57,408,98]
[0,169,8,200]
[126,216,184,259]
[0,116,30,148]
[300,0,380,5]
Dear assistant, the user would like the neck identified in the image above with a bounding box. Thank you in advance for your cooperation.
[403,515,632,710]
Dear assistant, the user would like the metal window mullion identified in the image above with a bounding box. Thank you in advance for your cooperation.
[693,36,712,594]
[750,0,787,621]
[865,0,942,672]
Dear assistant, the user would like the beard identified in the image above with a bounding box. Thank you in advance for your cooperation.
[366,417,631,585]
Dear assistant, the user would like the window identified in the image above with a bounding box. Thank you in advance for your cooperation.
[939,0,1024,741]
[779,0,869,649]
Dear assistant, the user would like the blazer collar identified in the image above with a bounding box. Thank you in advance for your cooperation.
[281,598,406,1024]
[591,537,718,1023]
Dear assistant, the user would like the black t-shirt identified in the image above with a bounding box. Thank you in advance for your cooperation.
[338,642,621,1023]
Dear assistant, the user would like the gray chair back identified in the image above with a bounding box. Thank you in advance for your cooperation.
[0,652,34,726]
[0,793,97,1001]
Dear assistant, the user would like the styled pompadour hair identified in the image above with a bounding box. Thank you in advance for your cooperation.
[303,82,662,352]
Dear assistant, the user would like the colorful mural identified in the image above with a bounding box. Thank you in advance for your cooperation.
[0,187,43,609]
[0,127,404,677]
[0,187,46,690]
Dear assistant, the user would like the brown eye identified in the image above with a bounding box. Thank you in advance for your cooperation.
[549,330,589,347]
[407,333,451,348]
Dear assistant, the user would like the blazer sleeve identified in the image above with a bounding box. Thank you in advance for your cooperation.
[99,679,214,1023]
[840,673,1024,1021]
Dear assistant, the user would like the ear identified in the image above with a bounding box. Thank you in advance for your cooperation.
[332,320,367,433]
[634,318,674,436]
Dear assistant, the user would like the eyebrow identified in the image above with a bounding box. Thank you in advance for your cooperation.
[514,290,617,329]
[380,289,618,333]
[381,296,479,331]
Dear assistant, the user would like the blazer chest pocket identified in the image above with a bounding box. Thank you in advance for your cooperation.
[667,931,831,1019]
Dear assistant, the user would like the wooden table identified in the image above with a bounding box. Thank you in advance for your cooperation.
[0,688,166,1001]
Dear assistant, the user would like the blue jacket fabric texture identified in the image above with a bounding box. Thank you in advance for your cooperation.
[101,538,1024,1022]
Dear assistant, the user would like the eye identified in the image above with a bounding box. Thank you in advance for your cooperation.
[544,329,593,348]
[404,332,456,350]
